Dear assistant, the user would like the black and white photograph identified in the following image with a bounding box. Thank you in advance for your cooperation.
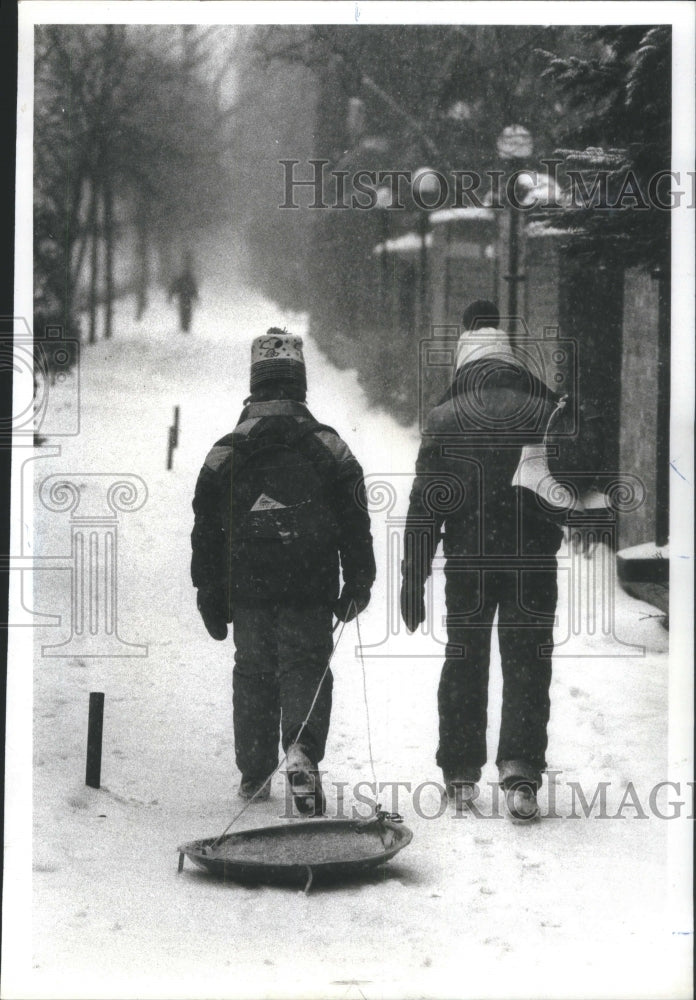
[2,2,694,998]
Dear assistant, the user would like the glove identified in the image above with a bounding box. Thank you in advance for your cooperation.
[400,579,425,633]
[333,587,370,623]
[197,588,228,641]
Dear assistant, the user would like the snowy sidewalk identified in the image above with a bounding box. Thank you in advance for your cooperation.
[20,283,690,1000]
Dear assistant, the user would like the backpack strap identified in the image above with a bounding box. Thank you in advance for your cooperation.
[230,416,340,477]
[295,421,339,442]
[290,421,341,470]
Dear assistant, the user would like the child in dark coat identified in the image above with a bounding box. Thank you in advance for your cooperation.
[191,330,376,814]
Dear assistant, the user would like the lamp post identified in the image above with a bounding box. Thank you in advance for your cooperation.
[375,184,394,309]
[412,167,441,334]
[497,125,533,344]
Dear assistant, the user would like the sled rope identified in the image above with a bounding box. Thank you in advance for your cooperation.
[355,609,378,790]
[210,610,352,849]
[354,608,396,850]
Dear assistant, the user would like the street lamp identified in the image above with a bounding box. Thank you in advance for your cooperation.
[412,167,442,333]
[375,183,395,309]
[497,125,533,343]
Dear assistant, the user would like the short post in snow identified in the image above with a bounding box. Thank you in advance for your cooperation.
[172,405,180,448]
[86,691,105,788]
[166,405,180,470]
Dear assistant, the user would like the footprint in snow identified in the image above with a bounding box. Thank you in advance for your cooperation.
[67,793,90,810]
[484,936,511,952]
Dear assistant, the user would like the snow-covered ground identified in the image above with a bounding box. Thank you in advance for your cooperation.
[6,268,692,999]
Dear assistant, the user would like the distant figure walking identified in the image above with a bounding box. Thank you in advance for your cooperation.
[169,260,199,332]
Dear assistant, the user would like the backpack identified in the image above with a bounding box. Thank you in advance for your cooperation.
[223,416,340,599]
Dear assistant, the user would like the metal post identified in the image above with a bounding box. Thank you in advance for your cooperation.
[167,426,175,470]
[419,210,429,332]
[507,205,521,339]
[379,211,390,305]
[497,126,533,347]
[86,692,105,788]
[172,405,180,449]
[654,267,670,546]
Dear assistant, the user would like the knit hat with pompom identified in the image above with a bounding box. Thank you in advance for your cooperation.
[250,328,306,392]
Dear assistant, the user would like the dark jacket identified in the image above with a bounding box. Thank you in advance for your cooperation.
[402,354,601,590]
[191,399,376,610]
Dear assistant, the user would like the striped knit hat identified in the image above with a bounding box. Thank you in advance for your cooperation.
[250,329,306,392]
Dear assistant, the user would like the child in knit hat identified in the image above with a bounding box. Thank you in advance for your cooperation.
[191,329,376,815]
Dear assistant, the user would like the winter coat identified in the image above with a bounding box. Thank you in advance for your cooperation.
[191,398,376,611]
[403,330,603,590]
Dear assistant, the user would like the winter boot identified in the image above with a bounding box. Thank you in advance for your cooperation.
[503,781,539,822]
[442,768,480,808]
[238,774,272,802]
[285,743,326,817]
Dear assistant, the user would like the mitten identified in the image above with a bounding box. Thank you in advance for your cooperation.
[197,588,228,641]
[333,587,370,623]
[400,578,425,633]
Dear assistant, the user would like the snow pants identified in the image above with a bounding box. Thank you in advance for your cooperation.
[231,604,334,780]
[436,563,558,788]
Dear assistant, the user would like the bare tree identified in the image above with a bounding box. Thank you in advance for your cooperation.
[34,23,237,348]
